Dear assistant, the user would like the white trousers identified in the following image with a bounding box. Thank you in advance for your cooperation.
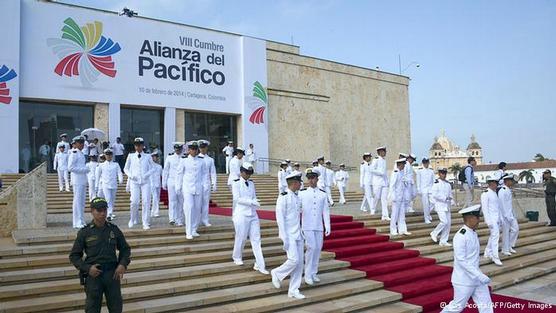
[484,223,500,259]
[200,187,211,226]
[304,230,323,279]
[97,184,105,198]
[361,184,374,212]
[337,184,346,204]
[421,192,433,223]
[441,283,493,313]
[225,156,232,174]
[167,182,184,224]
[87,176,96,200]
[274,239,304,294]
[57,169,69,191]
[390,200,408,235]
[129,182,151,227]
[405,183,416,211]
[232,214,265,270]
[325,186,334,205]
[463,184,474,207]
[183,193,202,236]
[432,209,451,244]
[151,186,161,217]
[501,217,519,253]
[279,185,286,194]
[102,187,117,216]
[371,185,389,218]
[72,184,86,228]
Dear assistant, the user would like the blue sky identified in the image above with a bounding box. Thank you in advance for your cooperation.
[61,0,556,163]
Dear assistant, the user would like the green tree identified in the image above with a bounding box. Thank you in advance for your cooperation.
[449,163,462,182]
[534,153,546,162]
[518,169,535,183]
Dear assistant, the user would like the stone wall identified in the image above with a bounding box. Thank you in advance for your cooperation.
[0,163,47,237]
[176,109,185,142]
[94,103,109,136]
[266,42,411,189]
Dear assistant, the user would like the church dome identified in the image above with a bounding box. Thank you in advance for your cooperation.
[467,142,481,150]
[430,142,443,150]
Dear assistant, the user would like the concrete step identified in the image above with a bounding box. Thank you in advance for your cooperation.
[490,258,556,290]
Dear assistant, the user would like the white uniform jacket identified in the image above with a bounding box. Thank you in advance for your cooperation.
[176,154,207,195]
[53,152,69,171]
[370,157,388,186]
[68,149,89,186]
[124,152,155,185]
[276,189,303,242]
[300,187,330,232]
[417,168,435,194]
[150,163,163,188]
[480,189,501,226]
[326,168,334,187]
[95,161,123,189]
[388,169,406,202]
[278,169,288,190]
[56,141,70,153]
[360,162,372,186]
[451,225,488,286]
[334,170,349,187]
[315,165,328,189]
[228,156,243,185]
[200,153,217,191]
[430,179,454,212]
[162,153,181,188]
[232,177,258,217]
[497,186,514,222]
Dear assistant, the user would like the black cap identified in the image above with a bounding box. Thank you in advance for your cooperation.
[422,158,430,163]
[90,197,108,210]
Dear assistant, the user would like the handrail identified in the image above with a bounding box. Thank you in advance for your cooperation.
[258,157,357,172]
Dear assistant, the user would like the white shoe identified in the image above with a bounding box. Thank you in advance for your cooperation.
[204,223,212,227]
[381,217,388,221]
[510,248,517,254]
[176,223,184,227]
[402,232,412,236]
[271,270,281,289]
[128,221,135,228]
[312,275,321,283]
[408,209,415,213]
[253,264,269,275]
[142,225,151,230]
[439,242,452,247]
[502,251,512,256]
[305,278,314,285]
[390,232,398,236]
[192,231,200,237]
[492,258,503,266]
[425,220,432,224]
[430,232,438,243]
[370,210,376,215]
[288,290,306,300]
[361,209,368,212]
[59,189,63,192]
[152,214,160,218]
[186,235,194,240]
[234,259,244,266]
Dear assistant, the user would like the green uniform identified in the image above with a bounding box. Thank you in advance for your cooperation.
[69,221,131,313]
[544,176,556,226]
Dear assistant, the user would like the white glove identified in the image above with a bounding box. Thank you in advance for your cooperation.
[162,184,167,190]
[479,273,491,285]
[325,229,331,237]
[252,200,261,207]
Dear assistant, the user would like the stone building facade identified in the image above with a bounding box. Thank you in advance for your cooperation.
[429,131,483,170]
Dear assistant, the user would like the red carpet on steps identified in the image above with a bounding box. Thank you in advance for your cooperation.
[208,206,555,313]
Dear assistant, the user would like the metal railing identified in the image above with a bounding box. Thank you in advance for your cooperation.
[257,157,357,173]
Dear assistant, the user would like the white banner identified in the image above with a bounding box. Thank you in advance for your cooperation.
[0,0,20,173]
[20,0,243,113]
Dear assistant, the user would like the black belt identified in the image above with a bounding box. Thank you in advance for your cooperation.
[96,262,118,271]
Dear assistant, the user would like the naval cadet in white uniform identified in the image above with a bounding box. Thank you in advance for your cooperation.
[124,137,155,230]
[499,175,519,256]
[388,158,411,236]
[95,148,123,221]
[300,169,331,285]
[430,168,454,246]
[227,147,244,188]
[199,140,217,227]
[150,151,163,218]
[360,152,374,213]
[68,136,89,229]
[324,160,335,206]
[334,164,349,204]
[417,158,435,224]
[404,154,417,213]
[57,133,71,153]
[54,144,70,192]
[370,146,389,219]
[231,162,269,274]
[278,161,288,194]
[441,205,493,313]
[271,172,306,300]
[176,141,207,239]
[222,141,234,174]
[481,177,503,266]
[162,143,185,226]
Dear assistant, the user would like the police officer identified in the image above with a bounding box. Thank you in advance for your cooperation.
[69,197,131,313]
[543,169,556,226]
[441,205,493,313]
[300,168,331,285]
[68,135,89,229]
[162,142,185,226]
[271,171,305,299]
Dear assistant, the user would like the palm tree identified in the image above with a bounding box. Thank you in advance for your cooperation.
[518,169,535,184]
[534,153,546,162]
[449,163,462,183]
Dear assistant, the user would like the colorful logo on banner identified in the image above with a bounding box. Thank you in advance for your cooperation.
[247,81,267,125]
[0,65,17,105]
[47,17,121,87]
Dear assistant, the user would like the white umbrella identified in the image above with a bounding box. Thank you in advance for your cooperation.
[81,128,106,141]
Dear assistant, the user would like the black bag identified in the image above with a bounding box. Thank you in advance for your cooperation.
[458,166,469,183]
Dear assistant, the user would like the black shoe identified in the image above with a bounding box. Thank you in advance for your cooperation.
[107,216,113,221]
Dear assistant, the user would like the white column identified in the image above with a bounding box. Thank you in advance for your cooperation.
[164,107,176,158]
[108,103,120,144]
[0,0,20,173]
